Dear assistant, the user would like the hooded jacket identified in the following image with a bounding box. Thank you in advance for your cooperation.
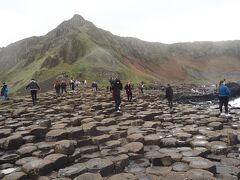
[26,80,40,91]
[219,84,230,97]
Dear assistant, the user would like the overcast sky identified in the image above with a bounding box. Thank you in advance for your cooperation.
[0,0,240,47]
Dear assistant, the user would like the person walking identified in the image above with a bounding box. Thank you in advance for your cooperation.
[70,79,75,91]
[26,79,40,105]
[165,84,173,109]
[112,78,123,112]
[54,80,61,96]
[92,81,98,92]
[125,81,133,102]
[61,80,67,94]
[1,82,9,100]
[218,80,230,115]
[139,81,144,94]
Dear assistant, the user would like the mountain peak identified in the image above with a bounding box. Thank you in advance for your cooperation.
[72,14,85,21]
[68,14,86,26]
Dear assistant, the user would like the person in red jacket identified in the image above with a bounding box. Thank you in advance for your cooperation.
[125,81,133,102]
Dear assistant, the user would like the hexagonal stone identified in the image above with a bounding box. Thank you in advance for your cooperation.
[22,159,53,176]
[166,152,183,162]
[0,154,20,164]
[2,171,27,180]
[146,151,172,166]
[92,134,111,145]
[46,129,68,142]
[82,122,97,136]
[101,118,116,126]
[136,174,158,180]
[74,173,103,180]
[217,165,240,178]
[221,157,240,167]
[107,173,136,180]
[79,145,99,155]
[15,156,39,166]
[207,141,228,154]
[208,122,223,130]
[142,121,159,128]
[3,135,24,150]
[101,147,128,156]
[172,162,189,172]
[216,174,238,180]
[58,163,87,178]
[127,133,144,143]
[124,142,144,154]
[66,127,84,140]
[29,126,46,139]
[16,145,37,157]
[39,120,51,128]
[161,138,177,147]
[106,154,129,172]
[86,158,114,177]
[164,172,186,180]
[144,145,160,152]
[44,153,68,170]
[55,140,75,155]
[146,166,172,176]
[175,132,192,141]
[144,134,161,145]
[185,169,215,180]
[104,140,121,149]
[188,157,216,174]
[0,129,13,138]
[190,140,209,148]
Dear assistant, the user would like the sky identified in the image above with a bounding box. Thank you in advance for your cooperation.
[0,0,240,47]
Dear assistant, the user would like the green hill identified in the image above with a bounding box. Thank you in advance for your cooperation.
[1,14,240,93]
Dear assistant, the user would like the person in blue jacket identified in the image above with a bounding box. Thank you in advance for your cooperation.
[218,80,230,114]
[1,82,8,100]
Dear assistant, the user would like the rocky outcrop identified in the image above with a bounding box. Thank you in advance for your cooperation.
[0,87,240,179]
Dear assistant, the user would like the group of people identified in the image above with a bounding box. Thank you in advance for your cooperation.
[1,77,232,116]
[54,80,67,96]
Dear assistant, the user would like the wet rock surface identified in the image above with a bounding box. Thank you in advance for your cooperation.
[0,88,240,179]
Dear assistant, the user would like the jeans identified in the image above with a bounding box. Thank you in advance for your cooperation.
[219,96,229,113]
[114,95,121,111]
[31,90,37,105]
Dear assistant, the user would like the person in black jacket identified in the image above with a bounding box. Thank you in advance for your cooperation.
[61,80,67,94]
[26,79,40,105]
[165,84,173,109]
[112,78,123,112]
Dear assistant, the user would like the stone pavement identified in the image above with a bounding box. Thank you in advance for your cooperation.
[0,88,240,180]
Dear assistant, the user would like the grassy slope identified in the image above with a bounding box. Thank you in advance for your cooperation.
[3,16,240,94]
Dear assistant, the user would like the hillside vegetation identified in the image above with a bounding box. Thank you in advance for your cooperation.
[1,14,240,93]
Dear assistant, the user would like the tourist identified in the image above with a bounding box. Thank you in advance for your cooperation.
[84,80,87,85]
[165,84,173,109]
[54,80,61,96]
[109,77,114,92]
[70,79,75,91]
[61,80,67,94]
[26,79,40,105]
[218,80,230,115]
[125,81,133,102]
[92,81,98,92]
[139,81,144,94]
[0,82,9,100]
[112,78,123,112]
